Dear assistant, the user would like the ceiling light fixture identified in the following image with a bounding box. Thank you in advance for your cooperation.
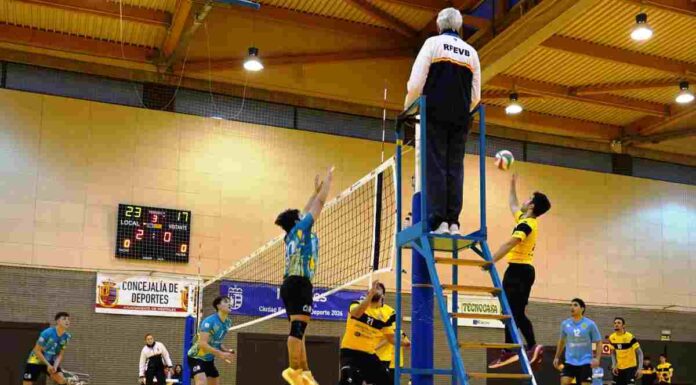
[630,12,653,41]
[243,47,264,72]
[675,81,694,104]
[505,93,523,115]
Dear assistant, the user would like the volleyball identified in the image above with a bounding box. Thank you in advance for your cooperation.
[494,150,514,170]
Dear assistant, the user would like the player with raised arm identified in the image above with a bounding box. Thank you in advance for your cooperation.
[275,167,334,385]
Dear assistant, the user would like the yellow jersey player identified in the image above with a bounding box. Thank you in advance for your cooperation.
[338,280,394,385]
[656,354,673,384]
[489,173,551,369]
[609,317,644,385]
[374,287,411,383]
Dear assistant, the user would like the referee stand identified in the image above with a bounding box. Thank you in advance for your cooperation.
[393,96,537,385]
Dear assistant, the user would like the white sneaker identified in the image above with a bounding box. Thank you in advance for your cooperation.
[449,223,460,235]
[431,222,450,234]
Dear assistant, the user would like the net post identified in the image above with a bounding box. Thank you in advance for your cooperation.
[181,315,195,385]
[412,95,434,385]
[394,122,403,385]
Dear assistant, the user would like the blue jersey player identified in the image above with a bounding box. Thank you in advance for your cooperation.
[187,296,235,385]
[274,166,334,385]
[554,298,603,385]
[23,312,72,385]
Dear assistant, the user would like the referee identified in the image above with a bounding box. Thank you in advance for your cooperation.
[405,7,481,235]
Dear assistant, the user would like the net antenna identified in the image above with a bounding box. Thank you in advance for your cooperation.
[202,159,398,331]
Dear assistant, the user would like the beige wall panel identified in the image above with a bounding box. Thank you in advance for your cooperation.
[0,89,693,310]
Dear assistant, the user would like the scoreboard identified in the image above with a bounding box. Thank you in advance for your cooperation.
[115,204,191,263]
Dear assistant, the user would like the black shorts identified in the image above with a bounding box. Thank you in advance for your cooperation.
[339,349,391,385]
[280,275,313,318]
[188,357,219,378]
[562,364,592,384]
[23,363,62,382]
[615,367,637,385]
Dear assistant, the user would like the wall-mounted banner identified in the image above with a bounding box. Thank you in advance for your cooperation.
[220,281,365,321]
[448,294,505,329]
[95,273,197,317]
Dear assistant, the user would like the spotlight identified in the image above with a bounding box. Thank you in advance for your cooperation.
[630,12,653,41]
[675,81,694,104]
[243,47,263,72]
[505,93,523,115]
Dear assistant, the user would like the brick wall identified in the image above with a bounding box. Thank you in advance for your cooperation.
[1,266,694,385]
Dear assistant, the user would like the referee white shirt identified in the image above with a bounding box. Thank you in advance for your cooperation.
[139,341,173,377]
[405,30,481,122]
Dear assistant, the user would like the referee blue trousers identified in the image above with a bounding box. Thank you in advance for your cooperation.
[426,119,468,229]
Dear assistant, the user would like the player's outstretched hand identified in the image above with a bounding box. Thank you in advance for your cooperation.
[511,172,519,184]
[368,280,381,298]
[636,370,643,379]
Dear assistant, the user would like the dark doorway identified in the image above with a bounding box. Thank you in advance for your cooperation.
[0,321,49,385]
[236,333,339,385]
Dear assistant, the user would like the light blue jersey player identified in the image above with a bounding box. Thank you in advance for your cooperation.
[275,166,334,385]
[187,296,235,385]
[553,298,603,385]
[23,312,72,385]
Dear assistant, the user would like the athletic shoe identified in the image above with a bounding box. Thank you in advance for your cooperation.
[302,371,320,385]
[527,344,544,367]
[282,368,304,385]
[431,222,450,235]
[488,349,519,369]
[449,223,461,235]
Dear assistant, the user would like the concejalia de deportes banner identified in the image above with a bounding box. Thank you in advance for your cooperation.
[220,280,365,321]
[95,273,197,317]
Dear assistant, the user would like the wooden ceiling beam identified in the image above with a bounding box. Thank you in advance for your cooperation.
[623,127,696,144]
[226,4,402,43]
[0,24,156,62]
[182,48,414,72]
[343,0,418,38]
[162,0,193,58]
[377,0,449,11]
[620,0,696,17]
[489,75,667,116]
[16,0,171,26]
[641,105,696,135]
[484,104,621,140]
[541,35,696,79]
[479,0,602,84]
[575,78,680,95]
[482,89,541,99]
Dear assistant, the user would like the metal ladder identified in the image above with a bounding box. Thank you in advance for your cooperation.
[393,98,537,385]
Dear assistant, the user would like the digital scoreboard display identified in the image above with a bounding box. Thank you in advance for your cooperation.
[115,204,191,263]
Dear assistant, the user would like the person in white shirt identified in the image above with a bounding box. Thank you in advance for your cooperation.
[139,334,173,385]
[404,7,481,235]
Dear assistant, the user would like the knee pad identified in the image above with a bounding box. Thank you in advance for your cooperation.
[289,320,307,340]
[339,365,362,385]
